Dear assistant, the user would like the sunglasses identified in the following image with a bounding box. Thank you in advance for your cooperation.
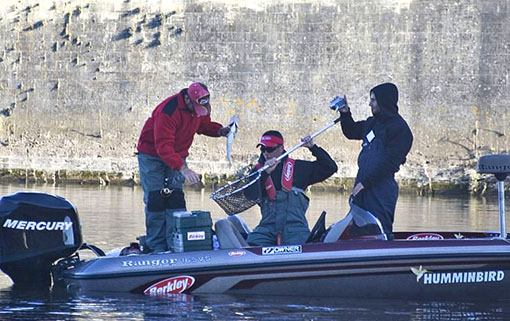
[261,145,279,153]
[197,96,210,106]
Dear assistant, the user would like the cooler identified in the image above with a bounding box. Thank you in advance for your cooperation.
[172,211,212,252]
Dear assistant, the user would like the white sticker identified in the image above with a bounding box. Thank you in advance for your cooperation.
[262,245,302,255]
[187,231,205,241]
[411,266,505,285]
[366,130,375,143]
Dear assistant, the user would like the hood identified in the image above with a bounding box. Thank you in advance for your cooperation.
[370,83,399,118]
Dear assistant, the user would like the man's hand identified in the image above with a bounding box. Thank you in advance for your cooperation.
[218,126,231,137]
[264,157,280,174]
[301,135,314,149]
[352,182,364,197]
[180,165,200,185]
[339,95,350,113]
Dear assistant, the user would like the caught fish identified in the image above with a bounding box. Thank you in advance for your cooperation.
[226,115,239,165]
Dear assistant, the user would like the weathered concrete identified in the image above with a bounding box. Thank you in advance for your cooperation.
[0,0,508,194]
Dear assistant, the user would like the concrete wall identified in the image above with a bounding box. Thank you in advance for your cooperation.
[0,0,508,191]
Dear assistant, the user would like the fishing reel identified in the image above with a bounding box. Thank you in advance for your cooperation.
[329,96,347,112]
[161,177,174,196]
[161,188,173,196]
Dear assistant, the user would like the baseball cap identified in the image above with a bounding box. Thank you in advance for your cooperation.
[188,82,210,116]
[256,131,284,148]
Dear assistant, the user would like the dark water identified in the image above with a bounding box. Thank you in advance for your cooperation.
[1,183,510,321]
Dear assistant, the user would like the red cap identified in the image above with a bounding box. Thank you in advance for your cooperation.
[256,135,284,148]
[188,82,210,116]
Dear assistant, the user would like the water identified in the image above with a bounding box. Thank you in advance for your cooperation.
[1,183,510,320]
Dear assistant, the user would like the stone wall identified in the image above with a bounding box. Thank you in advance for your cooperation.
[0,0,508,193]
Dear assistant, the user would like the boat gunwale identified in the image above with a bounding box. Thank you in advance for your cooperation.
[63,239,510,280]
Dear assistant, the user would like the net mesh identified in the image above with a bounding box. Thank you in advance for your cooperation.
[210,172,262,215]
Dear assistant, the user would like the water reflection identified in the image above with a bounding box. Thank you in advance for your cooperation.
[2,289,508,321]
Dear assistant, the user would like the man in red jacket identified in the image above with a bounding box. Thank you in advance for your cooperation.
[137,82,230,252]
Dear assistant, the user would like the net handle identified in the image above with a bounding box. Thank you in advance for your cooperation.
[257,115,341,172]
[212,170,261,199]
[210,115,341,202]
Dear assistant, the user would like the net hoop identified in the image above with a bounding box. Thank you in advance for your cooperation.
[210,171,262,215]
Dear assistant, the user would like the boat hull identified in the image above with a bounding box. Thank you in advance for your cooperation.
[60,238,510,300]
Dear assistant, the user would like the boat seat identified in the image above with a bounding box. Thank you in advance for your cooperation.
[323,213,353,243]
[323,201,388,242]
[214,218,249,249]
[226,215,251,239]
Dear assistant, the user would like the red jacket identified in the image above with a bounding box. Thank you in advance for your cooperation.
[137,89,223,170]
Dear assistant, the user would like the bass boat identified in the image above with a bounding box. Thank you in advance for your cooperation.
[0,154,509,300]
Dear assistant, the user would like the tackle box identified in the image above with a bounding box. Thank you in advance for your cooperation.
[172,211,213,252]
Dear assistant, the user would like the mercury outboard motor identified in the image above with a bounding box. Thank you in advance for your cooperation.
[0,192,82,287]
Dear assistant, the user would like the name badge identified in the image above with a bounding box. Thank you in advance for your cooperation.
[366,130,375,143]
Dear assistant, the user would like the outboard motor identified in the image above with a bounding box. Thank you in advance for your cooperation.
[0,192,82,287]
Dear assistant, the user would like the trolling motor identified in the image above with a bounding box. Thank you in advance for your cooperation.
[477,154,510,238]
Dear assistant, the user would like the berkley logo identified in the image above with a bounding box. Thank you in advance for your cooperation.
[411,266,505,285]
[283,162,293,181]
[228,250,246,257]
[187,231,205,241]
[144,276,195,296]
[2,219,73,231]
[407,233,444,240]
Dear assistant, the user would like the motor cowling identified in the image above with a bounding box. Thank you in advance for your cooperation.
[0,192,83,287]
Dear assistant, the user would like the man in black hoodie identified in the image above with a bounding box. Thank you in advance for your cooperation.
[338,83,413,239]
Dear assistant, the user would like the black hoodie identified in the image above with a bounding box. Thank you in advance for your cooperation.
[340,83,413,188]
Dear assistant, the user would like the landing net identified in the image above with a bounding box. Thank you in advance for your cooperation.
[210,171,262,215]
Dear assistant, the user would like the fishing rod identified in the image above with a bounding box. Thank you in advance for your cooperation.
[211,96,346,215]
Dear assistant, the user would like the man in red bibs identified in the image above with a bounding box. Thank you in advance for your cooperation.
[246,130,338,246]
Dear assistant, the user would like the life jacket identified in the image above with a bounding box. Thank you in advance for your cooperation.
[255,158,295,200]
[255,157,296,200]
[255,157,298,245]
